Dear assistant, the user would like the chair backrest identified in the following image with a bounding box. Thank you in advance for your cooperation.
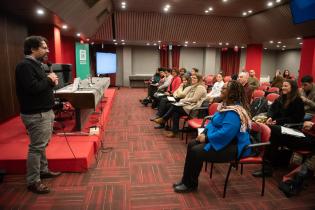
[251,122,271,142]
[208,102,219,116]
[252,90,265,100]
[204,75,214,86]
[257,86,268,91]
[268,87,280,93]
[261,82,271,87]
[266,93,280,103]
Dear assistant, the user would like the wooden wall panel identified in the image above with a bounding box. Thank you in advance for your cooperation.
[0,14,27,122]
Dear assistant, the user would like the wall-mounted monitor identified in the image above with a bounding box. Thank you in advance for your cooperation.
[291,0,315,24]
[96,52,117,74]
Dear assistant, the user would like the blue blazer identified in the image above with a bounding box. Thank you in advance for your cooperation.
[203,111,251,158]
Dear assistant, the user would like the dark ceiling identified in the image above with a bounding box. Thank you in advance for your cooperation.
[1,0,314,50]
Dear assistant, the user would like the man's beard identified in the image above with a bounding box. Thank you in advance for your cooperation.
[37,54,48,63]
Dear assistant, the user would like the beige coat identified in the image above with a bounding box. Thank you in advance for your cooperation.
[173,84,192,99]
[180,84,207,115]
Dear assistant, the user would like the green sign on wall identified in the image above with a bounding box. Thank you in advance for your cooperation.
[75,42,90,80]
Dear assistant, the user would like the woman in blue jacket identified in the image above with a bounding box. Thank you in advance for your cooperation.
[173,80,252,193]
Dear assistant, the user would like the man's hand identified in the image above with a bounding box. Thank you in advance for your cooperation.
[303,121,314,130]
[196,133,206,143]
[300,96,308,103]
[266,117,276,125]
[48,73,58,85]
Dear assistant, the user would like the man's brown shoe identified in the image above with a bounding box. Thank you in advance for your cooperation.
[40,171,62,179]
[27,181,50,194]
[165,131,177,138]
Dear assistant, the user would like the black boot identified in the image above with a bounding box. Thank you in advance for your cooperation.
[252,166,273,177]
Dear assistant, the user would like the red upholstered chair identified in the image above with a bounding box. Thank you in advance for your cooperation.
[261,82,271,87]
[204,75,214,86]
[266,93,280,104]
[258,86,268,91]
[252,90,265,100]
[209,122,271,198]
[185,103,220,143]
[268,87,280,94]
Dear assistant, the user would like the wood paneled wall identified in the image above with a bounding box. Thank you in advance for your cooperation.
[0,14,27,122]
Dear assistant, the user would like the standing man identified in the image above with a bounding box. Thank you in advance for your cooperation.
[248,69,260,89]
[16,36,61,194]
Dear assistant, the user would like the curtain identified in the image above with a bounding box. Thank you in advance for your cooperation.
[220,48,241,76]
[172,46,181,69]
[160,45,169,68]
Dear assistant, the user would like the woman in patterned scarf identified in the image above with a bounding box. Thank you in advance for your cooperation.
[173,80,252,193]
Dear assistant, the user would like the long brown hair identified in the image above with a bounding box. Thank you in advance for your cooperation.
[225,80,250,115]
[281,79,299,108]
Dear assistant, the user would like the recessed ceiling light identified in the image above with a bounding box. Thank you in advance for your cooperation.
[267,1,274,7]
[299,42,303,45]
[219,42,222,45]
[146,43,150,46]
[36,9,45,15]
[86,38,90,41]
[158,40,161,43]
[163,7,169,12]
[205,10,209,13]
[114,43,118,45]
[165,4,170,8]
[276,0,281,3]
[121,40,125,42]
[264,48,267,50]
[193,41,196,44]
[153,43,157,46]
[91,42,94,45]
[241,46,245,48]
[296,37,302,40]
[276,45,280,47]
[242,12,247,16]
[185,41,188,44]
[184,44,188,47]
[208,7,213,11]
[248,10,253,13]
[277,41,282,44]
[222,0,228,2]
[76,33,81,37]
[113,39,116,42]
[62,25,68,29]
[122,43,125,45]
[121,2,126,5]
[283,45,286,48]
[282,48,285,51]
[122,5,126,9]
[225,42,229,45]
[269,40,274,44]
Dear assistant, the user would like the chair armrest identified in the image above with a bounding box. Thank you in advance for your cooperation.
[283,123,303,129]
[239,142,270,159]
[187,106,209,118]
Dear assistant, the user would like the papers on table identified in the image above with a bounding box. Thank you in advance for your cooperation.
[150,83,159,86]
[167,96,176,102]
[198,128,205,135]
[155,93,166,97]
[173,102,186,106]
[281,126,306,138]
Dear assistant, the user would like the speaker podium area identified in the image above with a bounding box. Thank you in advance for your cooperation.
[0,88,116,174]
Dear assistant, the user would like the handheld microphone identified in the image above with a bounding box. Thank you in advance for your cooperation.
[47,62,53,73]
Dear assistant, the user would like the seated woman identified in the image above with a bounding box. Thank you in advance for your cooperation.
[283,69,293,80]
[271,69,284,90]
[153,74,207,137]
[266,79,305,126]
[205,73,224,103]
[252,79,305,177]
[140,68,164,106]
[173,80,252,193]
[151,74,191,129]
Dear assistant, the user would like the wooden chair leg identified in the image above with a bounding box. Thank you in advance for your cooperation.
[205,162,208,172]
[223,163,233,198]
[261,163,265,196]
[210,163,214,179]
[240,164,243,175]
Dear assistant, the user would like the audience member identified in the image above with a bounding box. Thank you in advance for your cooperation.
[190,68,199,76]
[140,68,164,105]
[172,80,252,193]
[238,71,254,104]
[300,75,315,115]
[265,79,305,126]
[204,73,224,103]
[271,69,284,90]
[179,68,187,77]
[153,74,207,137]
[283,69,293,79]
[248,69,260,89]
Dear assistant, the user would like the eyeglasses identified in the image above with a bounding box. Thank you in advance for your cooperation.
[191,77,197,79]
[40,46,49,50]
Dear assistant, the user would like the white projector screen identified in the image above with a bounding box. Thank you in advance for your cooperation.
[96,52,117,74]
